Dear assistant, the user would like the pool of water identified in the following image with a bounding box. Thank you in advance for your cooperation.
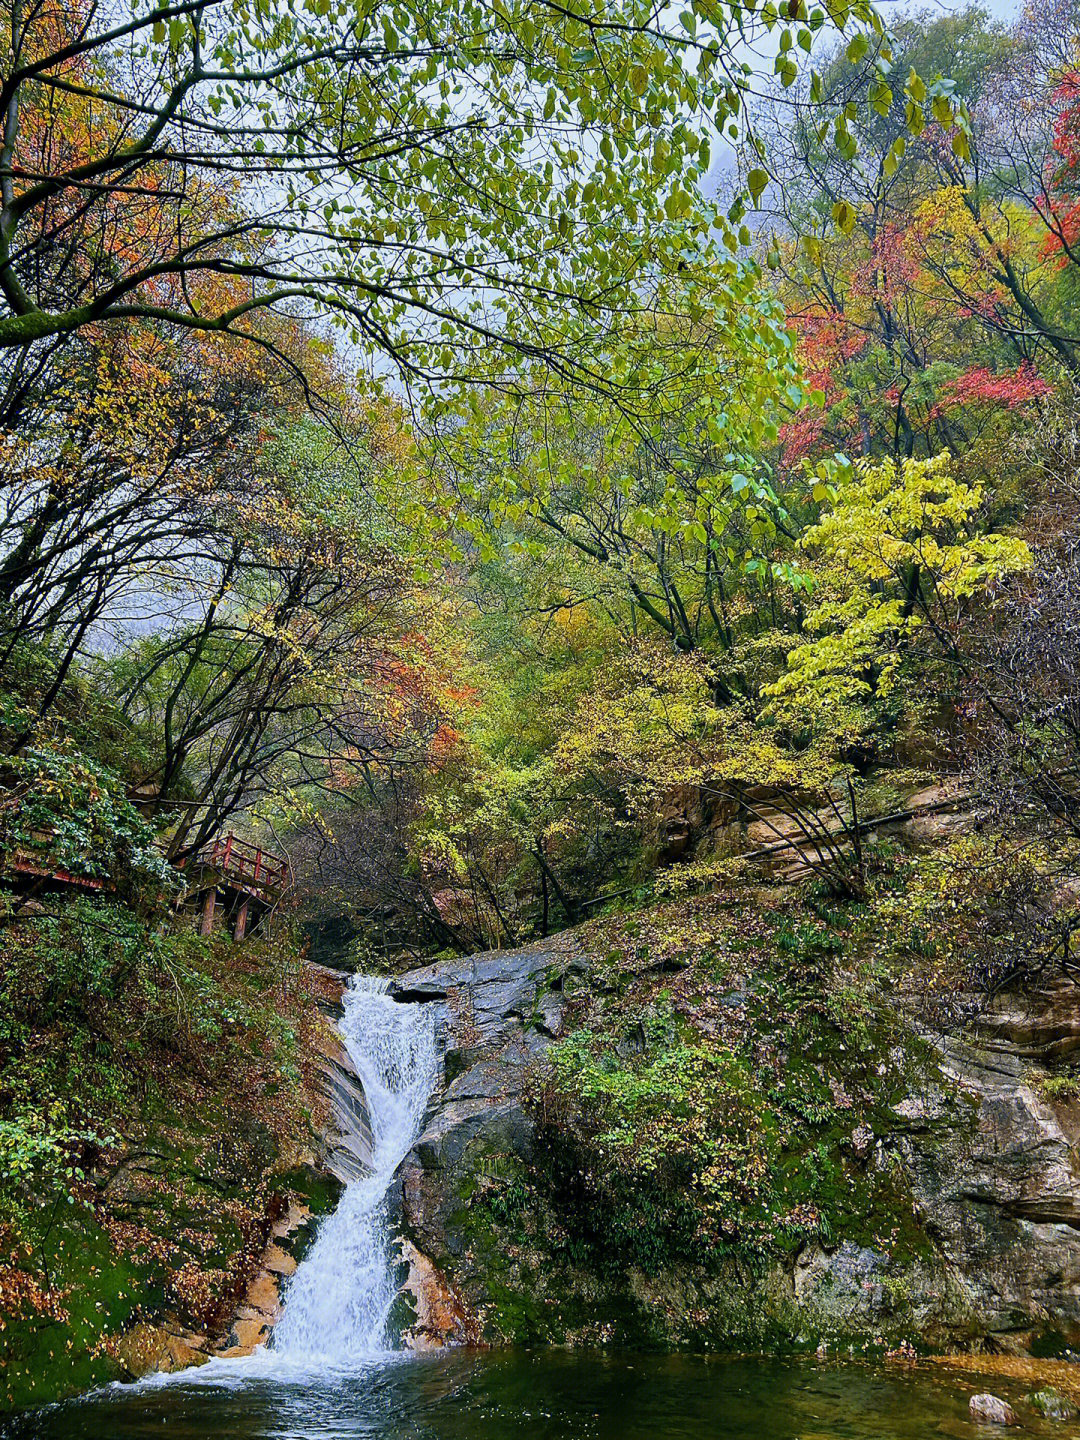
[4,1350,1070,1440]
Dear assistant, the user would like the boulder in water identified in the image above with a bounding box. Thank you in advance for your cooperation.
[969,1393,1019,1426]
[1027,1387,1078,1421]
[114,1323,209,1377]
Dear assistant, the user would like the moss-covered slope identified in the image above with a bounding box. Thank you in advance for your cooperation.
[0,903,337,1409]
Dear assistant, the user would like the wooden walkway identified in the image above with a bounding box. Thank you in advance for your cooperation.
[188,833,290,940]
[1,826,289,941]
[196,834,289,902]
[6,842,107,892]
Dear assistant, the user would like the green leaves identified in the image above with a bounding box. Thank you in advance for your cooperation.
[905,67,927,104]
[868,74,892,118]
[11,0,944,451]
[747,167,770,204]
[776,54,798,87]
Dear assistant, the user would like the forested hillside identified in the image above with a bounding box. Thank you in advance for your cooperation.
[2,0,1080,1415]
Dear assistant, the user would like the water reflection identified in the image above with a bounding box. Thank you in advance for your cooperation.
[4,1351,1070,1440]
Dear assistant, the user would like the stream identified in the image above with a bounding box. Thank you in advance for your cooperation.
[5,979,1075,1438]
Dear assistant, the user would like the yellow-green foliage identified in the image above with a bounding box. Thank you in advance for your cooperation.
[555,641,842,821]
[767,452,1031,724]
[545,1015,772,1243]
[866,833,1069,1009]
[527,890,934,1275]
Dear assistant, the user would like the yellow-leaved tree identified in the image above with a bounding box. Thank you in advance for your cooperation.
[766,452,1032,730]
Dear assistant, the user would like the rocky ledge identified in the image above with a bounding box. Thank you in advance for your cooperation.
[385,931,1080,1356]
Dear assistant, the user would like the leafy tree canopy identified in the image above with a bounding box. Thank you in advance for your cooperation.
[0,0,967,422]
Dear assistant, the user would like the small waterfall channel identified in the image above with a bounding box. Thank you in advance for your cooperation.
[141,973,440,1392]
[270,974,438,1363]
[267,973,440,1365]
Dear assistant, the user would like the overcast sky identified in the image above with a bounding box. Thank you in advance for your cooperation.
[887,0,1020,19]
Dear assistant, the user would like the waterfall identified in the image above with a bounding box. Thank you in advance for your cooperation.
[270,974,438,1364]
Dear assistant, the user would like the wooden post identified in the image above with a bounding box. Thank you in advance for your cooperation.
[200,887,216,936]
[253,848,262,888]
[234,898,250,942]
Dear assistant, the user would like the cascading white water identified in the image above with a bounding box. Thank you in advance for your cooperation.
[270,974,438,1364]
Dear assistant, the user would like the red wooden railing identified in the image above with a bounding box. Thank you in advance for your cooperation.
[6,838,106,891]
[200,833,289,898]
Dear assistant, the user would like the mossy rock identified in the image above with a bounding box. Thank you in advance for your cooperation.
[1027,1388,1078,1421]
[279,1163,342,1218]
[0,1203,139,1410]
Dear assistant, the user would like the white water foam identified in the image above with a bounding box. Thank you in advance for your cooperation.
[134,974,438,1390]
[270,974,438,1363]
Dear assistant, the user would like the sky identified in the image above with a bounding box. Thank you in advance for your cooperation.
[886,0,1020,19]
[729,0,1025,108]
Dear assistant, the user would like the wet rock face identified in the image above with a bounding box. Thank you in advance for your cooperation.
[388,932,1080,1355]
[309,964,377,1184]
[396,1240,479,1350]
[114,1198,323,1377]
[214,1206,308,1359]
[319,1039,375,1183]
[390,937,569,1329]
[893,1001,1080,1353]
